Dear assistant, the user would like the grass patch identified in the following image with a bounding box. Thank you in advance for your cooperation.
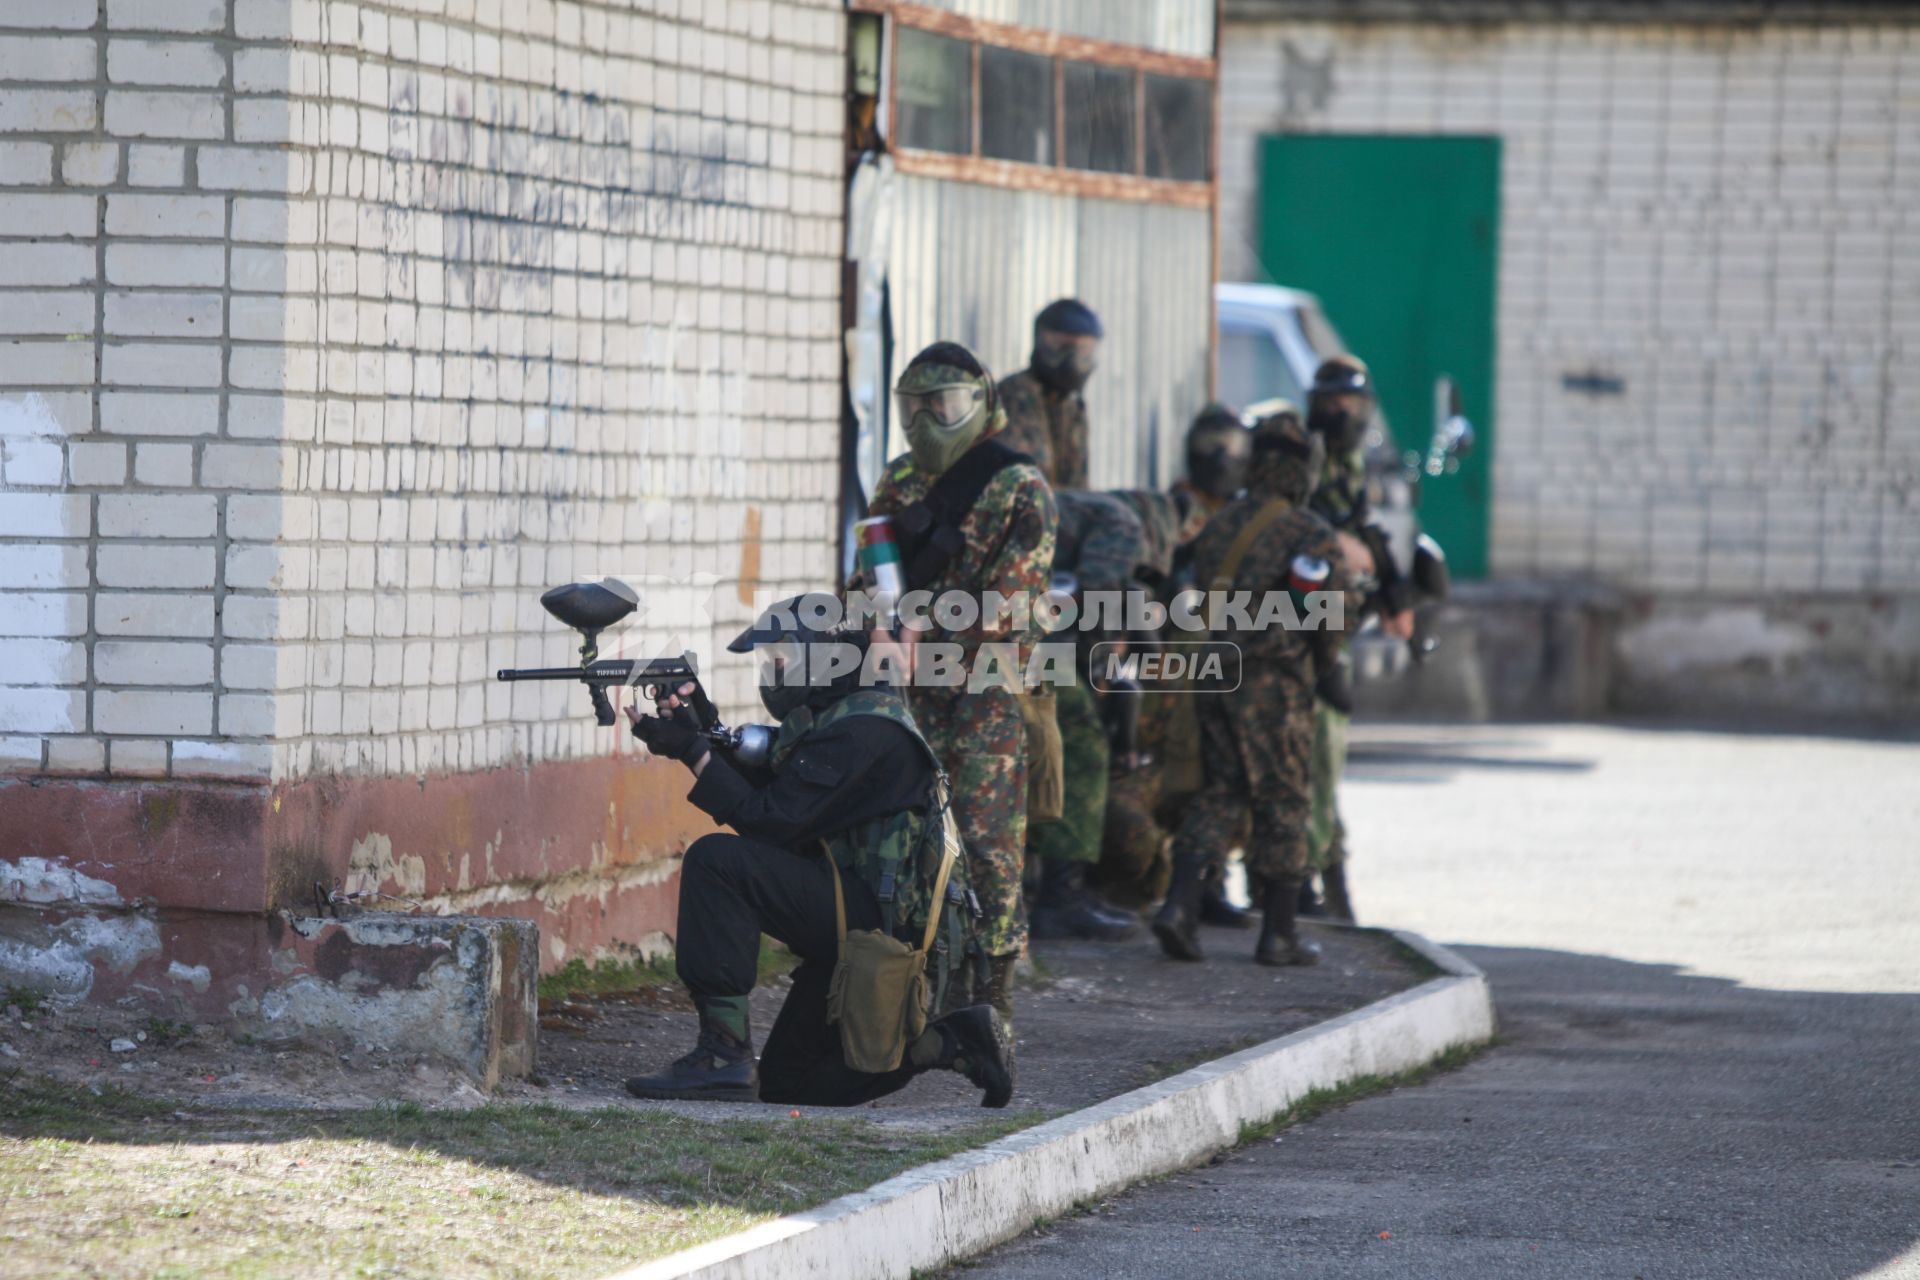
[0,1073,1042,1280]
[2,986,50,1018]
[1234,1040,1486,1145]
[538,939,795,1003]
[141,1016,193,1046]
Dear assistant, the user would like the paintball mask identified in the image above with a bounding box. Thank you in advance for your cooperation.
[896,341,998,477]
[1185,402,1251,502]
[1306,357,1373,457]
[1030,298,1103,393]
[730,591,869,722]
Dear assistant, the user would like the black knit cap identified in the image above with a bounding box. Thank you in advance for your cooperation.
[1034,298,1103,339]
[905,341,986,378]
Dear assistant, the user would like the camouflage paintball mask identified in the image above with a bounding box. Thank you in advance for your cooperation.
[895,341,1002,477]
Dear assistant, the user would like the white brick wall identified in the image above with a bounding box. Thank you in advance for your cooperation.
[1220,18,1920,595]
[0,0,847,780]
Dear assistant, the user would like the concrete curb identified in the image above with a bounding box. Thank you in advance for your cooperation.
[604,930,1494,1280]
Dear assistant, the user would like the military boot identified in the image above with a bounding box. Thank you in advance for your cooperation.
[1199,873,1255,929]
[1150,854,1208,961]
[921,1005,1016,1108]
[976,953,1018,1024]
[1254,878,1323,968]
[1321,862,1355,924]
[624,998,758,1102]
[1030,859,1141,942]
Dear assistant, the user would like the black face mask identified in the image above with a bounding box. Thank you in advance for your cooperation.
[756,637,871,722]
[1307,403,1365,455]
[1186,444,1248,501]
[1031,344,1092,394]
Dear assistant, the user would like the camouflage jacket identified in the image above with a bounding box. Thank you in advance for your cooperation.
[1308,445,1370,532]
[995,368,1089,490]
[770,688,967,946]
[1117,489,1207,583]
[868,434,1058,697]
[1053,490,1146,593]
[1189,494,1357,672]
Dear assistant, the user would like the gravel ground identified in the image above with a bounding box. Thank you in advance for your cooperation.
[523,920,1425,1128]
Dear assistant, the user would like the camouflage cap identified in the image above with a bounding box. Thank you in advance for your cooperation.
[898,340,994,398]
[1247,406,1325,504]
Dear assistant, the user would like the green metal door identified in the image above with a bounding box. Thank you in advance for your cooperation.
[1258,134,1500,578]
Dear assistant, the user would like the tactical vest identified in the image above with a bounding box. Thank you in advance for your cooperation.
[770,688,981,1009]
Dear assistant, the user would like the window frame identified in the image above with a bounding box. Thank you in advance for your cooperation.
[862,0,1216,210]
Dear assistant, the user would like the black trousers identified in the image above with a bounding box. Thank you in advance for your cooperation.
[674,833,921,1107]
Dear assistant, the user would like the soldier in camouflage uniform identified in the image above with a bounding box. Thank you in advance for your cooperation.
[1162,404,1262,928]
[1152,408,1358,967]
[868,342,1056,1023]
[1027,489,1154,941]
[996,298,1101,489]
[1092,487,1209,908]
[1094,407,1261,924]
[623,594,1014,1108]
[1302,356,1412,924]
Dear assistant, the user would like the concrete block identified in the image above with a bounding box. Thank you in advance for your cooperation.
[241,913,538,1089]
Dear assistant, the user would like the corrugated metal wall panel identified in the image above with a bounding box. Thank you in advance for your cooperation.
[888,174,1212,491]
[914,0,1214,58]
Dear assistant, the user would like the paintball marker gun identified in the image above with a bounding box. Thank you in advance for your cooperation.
[494,579,775,764]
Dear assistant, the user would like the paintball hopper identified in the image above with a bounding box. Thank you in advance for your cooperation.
[540,578,639,634]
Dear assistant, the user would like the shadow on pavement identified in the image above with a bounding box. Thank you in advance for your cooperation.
[1346,733,1598,783]
[951,943,1920,1280]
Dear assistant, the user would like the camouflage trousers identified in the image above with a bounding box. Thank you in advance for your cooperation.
[1171,661,1315,882]
[1027,674,1107,867]
[1308,697,1350,873]
[912,685,1027,957]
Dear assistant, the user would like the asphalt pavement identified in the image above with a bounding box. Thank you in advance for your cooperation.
[956,723,1920,1279]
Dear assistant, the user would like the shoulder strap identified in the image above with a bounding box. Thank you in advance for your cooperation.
[896,438,1032,590]
[918,776,962,953]
[1210,498,1293,593]
[822,792,958,959]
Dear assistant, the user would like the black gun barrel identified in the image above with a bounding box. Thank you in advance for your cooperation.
[497,665,616,681]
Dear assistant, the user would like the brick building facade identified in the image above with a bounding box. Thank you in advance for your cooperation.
[0,0,848,1013]
[1220,2,1920,720]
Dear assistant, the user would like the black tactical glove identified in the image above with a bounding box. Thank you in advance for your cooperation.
[632,712,708,764]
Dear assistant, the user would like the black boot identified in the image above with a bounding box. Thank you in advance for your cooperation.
[1030,859,1141,942]
[924,1005,1016,1108]
[1254,878,1323,968]
[1321,862,1355,923]
[1199,874,1255,929]
[1151,854,1207,961]
[625,1000,759,1102]
[1296,875,1325,918]
[976,953,1018,1024]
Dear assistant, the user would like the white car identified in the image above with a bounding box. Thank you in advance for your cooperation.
[1216,283,1468,683]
